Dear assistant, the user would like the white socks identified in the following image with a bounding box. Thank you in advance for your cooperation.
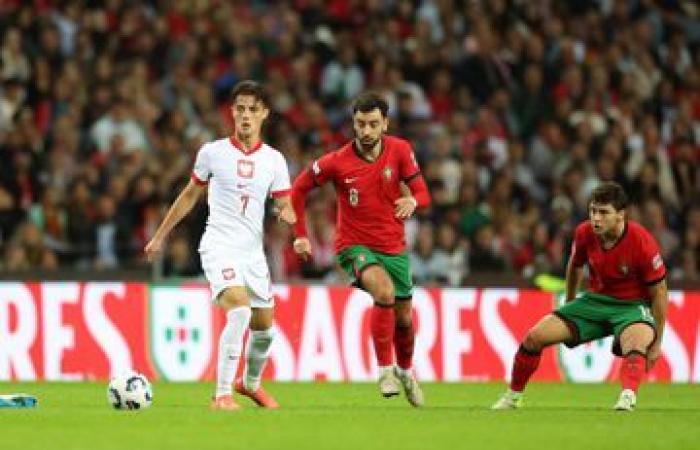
[215,306,251,397]
[244,328,275,392]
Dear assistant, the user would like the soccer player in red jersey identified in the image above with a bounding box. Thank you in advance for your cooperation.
[290,92,431,406]
[493,182,668,411]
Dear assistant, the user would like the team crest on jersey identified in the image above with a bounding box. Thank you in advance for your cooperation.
[618,263,629,276]
[222,268,236,280]
[237,160,255,179]
[383,167,393,180]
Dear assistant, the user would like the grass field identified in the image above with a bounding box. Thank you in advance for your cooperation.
[2,382,699,450]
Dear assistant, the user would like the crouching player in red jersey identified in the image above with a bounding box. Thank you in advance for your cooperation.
[493,182,668,411]
[291,92,431,406]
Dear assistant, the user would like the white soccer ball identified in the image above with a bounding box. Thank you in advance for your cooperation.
[107,371,153,410]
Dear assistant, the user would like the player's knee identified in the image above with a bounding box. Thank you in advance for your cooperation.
[395,307,412,328]
[372,284,395,306]
[523,330,546,352]
[218,288,249,310]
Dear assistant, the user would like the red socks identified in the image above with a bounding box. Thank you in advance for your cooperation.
[370,305,395,366]
[510,345,541,392]
[394,324,415,370]
[620,352,646,393]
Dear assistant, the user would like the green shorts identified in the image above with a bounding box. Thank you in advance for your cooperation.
[554,292,656,356]
[337,245,413,299]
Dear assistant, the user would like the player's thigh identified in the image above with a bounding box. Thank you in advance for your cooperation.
[618,322,655,354]
[524,313,575,350]
[250,307,274,331]
[218,286,250,311]
[360,265,395,305]
[380,252,413,299]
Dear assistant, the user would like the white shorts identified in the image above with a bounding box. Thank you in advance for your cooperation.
[199,249,274,309]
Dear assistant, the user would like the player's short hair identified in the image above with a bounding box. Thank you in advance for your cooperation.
[590,182,628,211]
[352,92,389,117]
[230,80,270,108]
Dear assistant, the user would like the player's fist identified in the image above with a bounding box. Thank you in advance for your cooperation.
[293,237,312,261]
[144,236,164,262]
[394,196,417,220]
[647,342,662,371]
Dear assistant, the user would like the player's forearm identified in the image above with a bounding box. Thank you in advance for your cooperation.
[565,258,583,302]
[291,169,315,237]
[649,280,668,346]
[152,184,200,241]
[406,175,431,208]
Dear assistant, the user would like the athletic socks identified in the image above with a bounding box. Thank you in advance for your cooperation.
[215,306,252,397]
[244,327,275,392]
[371,304,395,367]
[509,344,542,392]
[620,352,646,394]
[394,323,415,371]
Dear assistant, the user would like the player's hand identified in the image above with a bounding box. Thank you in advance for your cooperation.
[646,342,662,371]
[277,205,297,225]
[144,236,164,262]
[394,196,417,220]
[293,237,312,261]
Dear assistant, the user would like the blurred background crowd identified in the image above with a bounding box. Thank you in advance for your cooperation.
[0,0,699,285]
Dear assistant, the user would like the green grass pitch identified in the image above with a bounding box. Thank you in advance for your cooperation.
[2,382,698,450]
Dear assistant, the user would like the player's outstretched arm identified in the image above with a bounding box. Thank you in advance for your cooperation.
[144,179,204,261]
[647,278,668,370]
[290,168,317,260]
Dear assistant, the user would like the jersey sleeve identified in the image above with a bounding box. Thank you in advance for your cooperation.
[570,224,588,267]
[399,141,421,181]
[191,144,210,185]
[310,152,336,186]
[637,232,667,284]
[270,152,291,197]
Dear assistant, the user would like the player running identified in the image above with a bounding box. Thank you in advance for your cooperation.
[290,92,431,407]
[492,182,668,411]
[145,80,295,410]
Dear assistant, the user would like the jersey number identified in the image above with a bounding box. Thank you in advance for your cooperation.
[349,188,359,207]
[241,194,249,216]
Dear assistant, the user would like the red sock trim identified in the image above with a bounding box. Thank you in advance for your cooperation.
[394,324,414,370]
[509,345,541,392]
[620,353,646,394]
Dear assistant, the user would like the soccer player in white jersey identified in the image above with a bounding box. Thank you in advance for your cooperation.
[145,80,296,410]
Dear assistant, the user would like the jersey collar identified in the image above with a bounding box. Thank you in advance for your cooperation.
[351,137,384,164]
[229,136,263,155]
[600,222,628,251]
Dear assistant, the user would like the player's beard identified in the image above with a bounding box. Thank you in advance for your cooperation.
[357,136,380,154]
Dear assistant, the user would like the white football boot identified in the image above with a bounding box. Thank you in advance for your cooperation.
[491,389,524,410]
[378,366,401,398]
[613,389,636,411]
[395,367,424,407]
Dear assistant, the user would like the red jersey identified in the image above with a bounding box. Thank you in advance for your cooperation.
[571,220,666,302]
[310,136,421,254]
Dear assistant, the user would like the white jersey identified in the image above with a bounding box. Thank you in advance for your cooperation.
[191,137,291,256]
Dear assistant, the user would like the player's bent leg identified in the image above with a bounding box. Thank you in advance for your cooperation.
[614,323,655,411]
[361,265,400,397]
[235,307,279,409]
[492,314,574,410]
[212,286,250,410]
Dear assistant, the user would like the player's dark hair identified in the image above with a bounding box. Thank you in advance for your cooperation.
[230,80,270,108]
[352,92,389,117]
[590,182,628,210]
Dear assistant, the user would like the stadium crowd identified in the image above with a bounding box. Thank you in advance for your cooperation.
[0,0,698,284]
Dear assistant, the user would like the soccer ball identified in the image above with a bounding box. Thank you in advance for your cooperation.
[107,371,153,410]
